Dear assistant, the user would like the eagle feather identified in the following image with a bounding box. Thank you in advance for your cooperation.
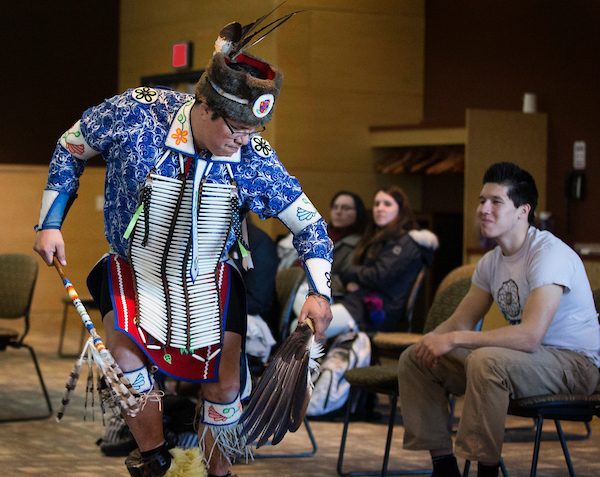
[241,321,322,447]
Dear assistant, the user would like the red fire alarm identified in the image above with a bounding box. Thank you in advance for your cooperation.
[172,42,193,69]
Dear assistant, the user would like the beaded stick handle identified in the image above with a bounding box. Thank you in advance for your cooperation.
[53,258,140,417]
[53,258,109,357]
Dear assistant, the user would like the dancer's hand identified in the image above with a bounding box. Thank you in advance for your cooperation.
[34,229,67,266]
[298,294,332,341]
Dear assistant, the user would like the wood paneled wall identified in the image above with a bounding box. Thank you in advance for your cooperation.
[424,0,600,245]
[0,165,107,313]
[119,0,425,236]
[3,1,424,314]
[0,1,119,315]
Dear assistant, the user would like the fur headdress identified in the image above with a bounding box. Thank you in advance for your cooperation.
[196,51,282,126]
[195,4,299,126]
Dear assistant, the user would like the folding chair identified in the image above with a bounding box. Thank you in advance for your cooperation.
[0,254,53,422]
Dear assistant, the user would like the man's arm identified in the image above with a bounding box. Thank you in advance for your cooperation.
[415,284,562,368]
[451,284,563,351]
[33,110,106,265]
[414,284,492,366]
[237,147,333,339]
[32,143,85,267]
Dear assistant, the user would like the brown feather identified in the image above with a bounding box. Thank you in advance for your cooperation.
[287,360,311,433]
[241,322,316,446]
[55,356,84,422]
[229,1,303,58]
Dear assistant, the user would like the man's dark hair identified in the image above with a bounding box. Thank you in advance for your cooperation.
[483,162,538,224]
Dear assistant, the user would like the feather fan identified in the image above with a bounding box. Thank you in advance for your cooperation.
[240,320,323,447]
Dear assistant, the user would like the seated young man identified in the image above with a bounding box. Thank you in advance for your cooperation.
[398,162,600,477]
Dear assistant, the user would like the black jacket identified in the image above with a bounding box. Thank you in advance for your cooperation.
[340,229,437,332]
[330,233,361,297]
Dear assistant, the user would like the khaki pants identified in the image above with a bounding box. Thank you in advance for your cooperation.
[398,345,599,462]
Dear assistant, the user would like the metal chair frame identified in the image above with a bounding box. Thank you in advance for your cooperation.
[337,375,430,477]
[501,394,600,477]
[404,266,427,333]
[488,287,600,477]
[254,416,318,459]
[0,253,53,422]
[337,277,474,477]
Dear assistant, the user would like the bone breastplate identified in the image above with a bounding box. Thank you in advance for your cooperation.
[129,163,234,354]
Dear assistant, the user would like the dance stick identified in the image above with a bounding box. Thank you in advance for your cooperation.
[53,258,140,418]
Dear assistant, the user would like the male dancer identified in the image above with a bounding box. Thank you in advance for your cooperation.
[34,14,333,477]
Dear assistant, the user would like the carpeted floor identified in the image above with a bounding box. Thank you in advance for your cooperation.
[1,312,599,476]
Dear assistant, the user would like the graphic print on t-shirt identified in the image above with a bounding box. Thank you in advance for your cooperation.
[497,279,522,324]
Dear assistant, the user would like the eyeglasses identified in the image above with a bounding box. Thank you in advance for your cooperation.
[331,204,356,212]
[222,116,266,138]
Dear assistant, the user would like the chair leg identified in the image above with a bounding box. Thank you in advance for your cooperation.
[555,420,576,477]
[380,393,398,476]
[305,416,318,456]
[337,387,355,476]
[529,416,544,477]
[0,344,53,422]
[57,300,69,357]
[462,460,471,477]
[448,394,457,433]
[254,416,317,459]
[79,322,87,350]
[337,388,430,477]
[583,421,592,439]
[500,457,509,477]
[25,344,53,417]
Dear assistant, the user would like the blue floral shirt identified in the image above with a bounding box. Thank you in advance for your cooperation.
[45,87,332,267]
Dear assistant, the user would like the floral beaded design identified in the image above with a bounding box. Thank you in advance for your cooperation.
[171,127,188,145]
[132,86,158,104]
[250,135,273,157]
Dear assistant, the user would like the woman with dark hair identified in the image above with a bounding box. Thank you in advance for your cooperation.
[327,190,368,296]
[290,190,369,321]
[327,185,439,336]
[279,190,368,280]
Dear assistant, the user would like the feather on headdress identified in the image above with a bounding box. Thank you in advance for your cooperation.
[240,320,323,447]
[195,1,302,126]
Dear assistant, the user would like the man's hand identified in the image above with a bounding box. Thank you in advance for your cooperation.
[33,229,66,266]
[297,294,333,341]
[414,331,455,368]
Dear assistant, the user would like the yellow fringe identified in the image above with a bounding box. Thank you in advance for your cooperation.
[166,447,207,477]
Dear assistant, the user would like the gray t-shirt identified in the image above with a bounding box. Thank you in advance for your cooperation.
[473,227,600,365]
